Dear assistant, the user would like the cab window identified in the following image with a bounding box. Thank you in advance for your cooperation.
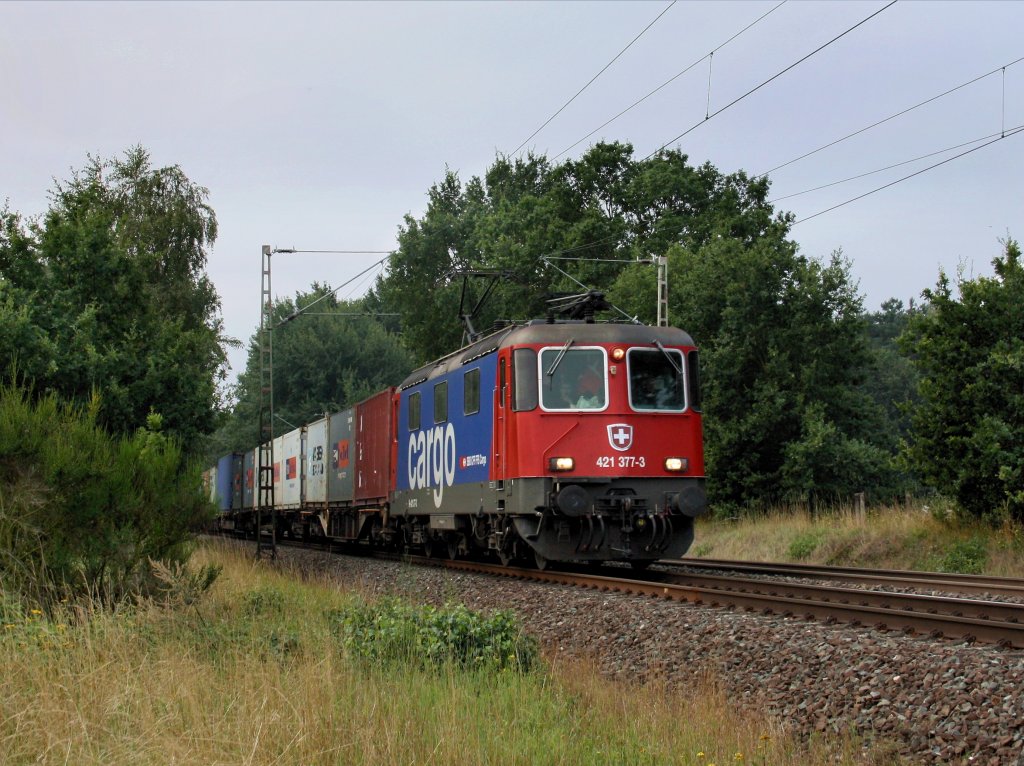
[627,348,686,411]
[433,381,448,423]
[408,392,421,430]
[464,368,480,415]
[538,347,607,411]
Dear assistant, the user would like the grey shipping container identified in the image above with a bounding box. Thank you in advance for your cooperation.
[328,408,355,504]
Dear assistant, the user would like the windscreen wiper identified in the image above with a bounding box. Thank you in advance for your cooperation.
[653,340,683,376]
[545,339,575,377]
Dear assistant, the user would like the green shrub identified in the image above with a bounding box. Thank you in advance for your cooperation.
[327,597,538,672]
[939,537,988,575]
[0,382,214,607]
[787,532,822,560]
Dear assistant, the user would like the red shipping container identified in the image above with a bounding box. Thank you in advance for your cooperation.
[355,388,395,503]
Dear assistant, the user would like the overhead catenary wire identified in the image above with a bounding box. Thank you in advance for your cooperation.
[277,255,390,326]
[792,123,1024,225]
[643,0,898,161]
[510,1,677,156]
[541,257,639,323]
[274,249,392,254]
[769,127,1018,203]
[755,55,1024,179]
[553,0,787,161]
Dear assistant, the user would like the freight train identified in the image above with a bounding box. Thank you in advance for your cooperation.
[206,316,707,568]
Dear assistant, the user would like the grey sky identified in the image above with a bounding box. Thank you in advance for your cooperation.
[4,1,1022,380]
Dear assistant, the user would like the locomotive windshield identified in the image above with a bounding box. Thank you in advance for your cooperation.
[628,348,686,411]
[539,347,607,411]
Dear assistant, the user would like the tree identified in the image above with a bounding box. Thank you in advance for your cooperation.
[376,141,896,510]
[374,143,787,363]
[610,240,896,511]
[0,382,212,606]
[862,298,921,440]
[903,239,1024,521]
[205,286,413,459]
[0,147,230,452]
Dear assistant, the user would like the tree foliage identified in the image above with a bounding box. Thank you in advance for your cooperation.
[374,142,896,510]
[610,241,896,510]
[206,286,413,459]
[0,147,229,453]
[0,382,212,607]
[375,144,782,362]
[903,240,1024,521]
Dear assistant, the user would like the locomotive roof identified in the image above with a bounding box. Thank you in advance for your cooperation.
[399,321,696,389]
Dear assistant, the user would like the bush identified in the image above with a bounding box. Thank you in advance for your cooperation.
[787,531,822,560]
[0,382,214,607]
[327,597,538,672]
[939,537,988,575]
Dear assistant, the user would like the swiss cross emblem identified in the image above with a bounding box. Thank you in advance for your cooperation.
[607,423,634,452]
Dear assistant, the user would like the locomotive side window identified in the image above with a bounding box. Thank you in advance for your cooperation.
[512,348,538,411]
[408,392,421,431]
[434,381,448,423]
[464,368,480,415]
[687,350,702,413]
[539,347,608,411]
[628,348,686,412]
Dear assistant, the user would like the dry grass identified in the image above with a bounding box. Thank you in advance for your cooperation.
[0,542,892,765]
[692,505,1024,577]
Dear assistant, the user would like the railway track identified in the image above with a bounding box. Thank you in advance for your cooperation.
[670,557,1024,598]
[230,536,1024,649]
[401,554,1024,650]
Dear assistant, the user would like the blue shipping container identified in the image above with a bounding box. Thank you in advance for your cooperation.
[216,454,237,512]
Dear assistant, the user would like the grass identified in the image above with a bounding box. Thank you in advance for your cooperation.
[0,541,892,765]
[692,504,1024,577]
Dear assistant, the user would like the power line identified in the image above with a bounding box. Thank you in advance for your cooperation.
[755,55,1024,179]
[644,0,898,161]
[769,127,1014,203]
[510,1,677,156]
[273,248,392,254]
[792,124,1024,226]
[278,255,390,325]
[553,0,787,161]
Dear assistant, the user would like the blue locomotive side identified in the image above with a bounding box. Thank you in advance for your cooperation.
[395,355,497,509]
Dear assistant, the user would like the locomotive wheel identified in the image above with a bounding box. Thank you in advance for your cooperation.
[533,550,549,571]
[424,538,439,558]
[446,534,461,560]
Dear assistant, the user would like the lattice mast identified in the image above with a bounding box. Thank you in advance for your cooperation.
[256,245,277,559]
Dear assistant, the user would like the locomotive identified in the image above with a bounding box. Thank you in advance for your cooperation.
[207,312,706,568]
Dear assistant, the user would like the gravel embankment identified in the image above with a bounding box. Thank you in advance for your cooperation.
[268,545,1024,765]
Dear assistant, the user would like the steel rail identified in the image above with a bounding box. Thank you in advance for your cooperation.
[669,558,1024,598]
[408,556,1024,649]
[653,571,1024,624]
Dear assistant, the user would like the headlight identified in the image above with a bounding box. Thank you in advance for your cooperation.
[664,457,687,472]
[549,457,575,472]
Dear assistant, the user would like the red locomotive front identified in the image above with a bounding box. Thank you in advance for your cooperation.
[491,321,706,567]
